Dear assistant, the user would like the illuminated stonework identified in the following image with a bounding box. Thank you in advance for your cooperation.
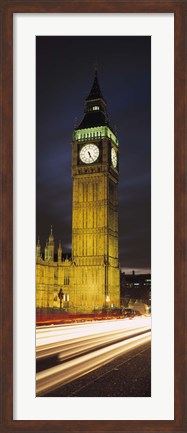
[36,71,120,313]
[74,125,118,146]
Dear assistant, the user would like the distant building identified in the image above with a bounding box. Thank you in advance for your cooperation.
[120,271,151,310]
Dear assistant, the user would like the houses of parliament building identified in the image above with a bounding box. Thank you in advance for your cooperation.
[36,71,120,313]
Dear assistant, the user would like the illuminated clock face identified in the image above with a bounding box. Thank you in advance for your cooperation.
[111,148,117,168]
[79,144,99,164]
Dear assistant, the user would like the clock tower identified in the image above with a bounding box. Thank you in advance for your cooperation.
[72,70,120,312]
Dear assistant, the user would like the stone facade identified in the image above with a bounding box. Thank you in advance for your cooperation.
[36,240,76,312]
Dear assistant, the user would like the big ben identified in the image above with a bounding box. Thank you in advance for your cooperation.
[72,70,120,312]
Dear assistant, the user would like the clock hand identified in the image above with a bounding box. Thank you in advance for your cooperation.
[88,151,94,161]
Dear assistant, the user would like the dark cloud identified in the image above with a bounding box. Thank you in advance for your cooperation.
[36,36,151,272]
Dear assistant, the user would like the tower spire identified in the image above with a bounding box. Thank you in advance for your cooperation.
[48,225,54,261]
[58,240,62,262]
[75,70,108,130]
[49,225,54,243]
[85,69,105,102]
[36,237,41,259]
[44,239,48,261]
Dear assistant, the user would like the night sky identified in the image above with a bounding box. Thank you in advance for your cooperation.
[36,36,151,274]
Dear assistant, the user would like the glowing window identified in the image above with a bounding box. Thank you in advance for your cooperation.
[92,106,99,111]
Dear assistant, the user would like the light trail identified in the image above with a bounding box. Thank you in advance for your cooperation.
[36,331,151,396]
[36,317,151,396]
[36,316,151,346]
[36,327,150,361]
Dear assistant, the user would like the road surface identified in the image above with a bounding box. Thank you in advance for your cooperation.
[36,316,151,396]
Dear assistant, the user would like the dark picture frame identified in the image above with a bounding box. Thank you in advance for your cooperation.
[1,1,186,432]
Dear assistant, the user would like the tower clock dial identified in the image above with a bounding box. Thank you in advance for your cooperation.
[79,144,99,164]
[111,147,117,168]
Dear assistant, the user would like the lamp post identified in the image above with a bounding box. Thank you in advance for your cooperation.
[104,255,110,311]
[58,288,64,309]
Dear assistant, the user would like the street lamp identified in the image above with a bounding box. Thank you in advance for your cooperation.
[105,295,110,311]
[58,288,64,309]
